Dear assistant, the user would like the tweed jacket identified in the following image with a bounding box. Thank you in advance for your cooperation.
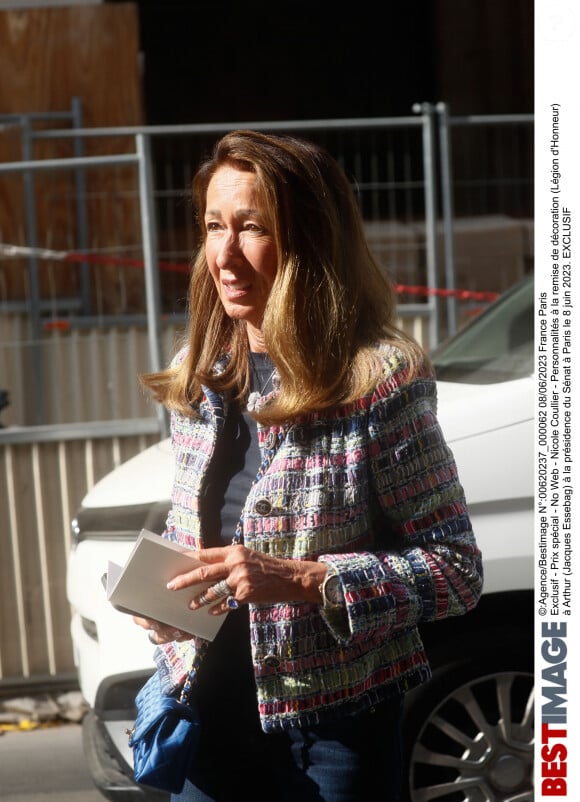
[155,343,483,733]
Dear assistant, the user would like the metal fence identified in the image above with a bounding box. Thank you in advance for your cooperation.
[0,421,160,686]
[0,108,533,688]
[1,107,534,432]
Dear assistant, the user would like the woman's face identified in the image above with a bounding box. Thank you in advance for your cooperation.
[204,165,278,351]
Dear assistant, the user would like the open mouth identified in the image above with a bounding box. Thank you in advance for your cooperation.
[222,280,251,299]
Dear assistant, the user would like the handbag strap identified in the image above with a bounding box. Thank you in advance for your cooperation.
[179,639,209,703]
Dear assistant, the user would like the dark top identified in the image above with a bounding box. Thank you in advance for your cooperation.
[200,350,274,547]
[195,353,275,735]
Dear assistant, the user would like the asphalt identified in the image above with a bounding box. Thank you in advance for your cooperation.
[1,722,104,801]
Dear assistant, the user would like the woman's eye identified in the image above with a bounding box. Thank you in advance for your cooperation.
[244,222,266,233]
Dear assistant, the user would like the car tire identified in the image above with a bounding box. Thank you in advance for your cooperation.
[401,628,534,802]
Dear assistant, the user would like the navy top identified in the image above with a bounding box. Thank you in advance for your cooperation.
[194,353,275,736]
[200,350,274,547]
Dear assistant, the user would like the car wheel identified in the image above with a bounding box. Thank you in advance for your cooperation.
[402,636,534,802]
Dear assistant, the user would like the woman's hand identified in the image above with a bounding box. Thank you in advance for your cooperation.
[132,615,191,644]
[166,544,327,614]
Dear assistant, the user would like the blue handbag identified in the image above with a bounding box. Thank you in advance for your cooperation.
[128,656,204,794]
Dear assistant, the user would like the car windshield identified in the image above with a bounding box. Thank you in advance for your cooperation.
[431,275,534,384]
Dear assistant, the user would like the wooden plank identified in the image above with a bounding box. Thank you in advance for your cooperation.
[0,3,142,123]
[0,3,144,311]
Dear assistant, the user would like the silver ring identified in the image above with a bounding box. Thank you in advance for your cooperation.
[198,592,210,606]
[211,579,232,599]
[226,595,239,610]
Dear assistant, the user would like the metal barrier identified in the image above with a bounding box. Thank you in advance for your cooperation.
[0,110,533,430]
[0,112,447,433]
[0,422,160,685]
[0,137,167,433]
[0,110,533,688]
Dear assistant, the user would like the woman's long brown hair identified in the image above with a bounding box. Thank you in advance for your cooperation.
[141,130,425,423]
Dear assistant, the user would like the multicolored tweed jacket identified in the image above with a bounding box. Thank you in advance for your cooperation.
[154,343,483,733]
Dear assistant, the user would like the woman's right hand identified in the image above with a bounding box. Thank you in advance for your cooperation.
[132,615,191,644]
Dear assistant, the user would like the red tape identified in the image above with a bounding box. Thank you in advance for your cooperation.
[0,243,500,311]
[58,254,500,303]
[394,284,499,302]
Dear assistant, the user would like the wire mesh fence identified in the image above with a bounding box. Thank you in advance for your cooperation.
[0,109,533,429]
[0,107,533,685]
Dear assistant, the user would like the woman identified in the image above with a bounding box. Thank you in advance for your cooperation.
[135,130,483,802]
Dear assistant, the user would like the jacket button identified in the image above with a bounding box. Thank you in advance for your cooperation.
[264,654,281,668]
[254,498,272,515]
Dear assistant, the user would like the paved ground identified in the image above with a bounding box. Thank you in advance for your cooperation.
[0,690,105,801]
[1,723,104,802]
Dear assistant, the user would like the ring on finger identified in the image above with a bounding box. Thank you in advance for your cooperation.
[226,595,239,610]
[211,579,232,599]
[198,591,210,606]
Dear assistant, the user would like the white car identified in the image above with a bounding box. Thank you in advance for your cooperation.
[67,275,534,802]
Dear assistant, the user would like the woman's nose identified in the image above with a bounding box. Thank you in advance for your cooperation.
[215,232,242,269]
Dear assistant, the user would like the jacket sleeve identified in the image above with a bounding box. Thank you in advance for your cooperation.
[320,368,483,643]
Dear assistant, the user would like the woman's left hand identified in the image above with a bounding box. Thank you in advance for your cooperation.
[166,544,327,614]
[132,615,192,644]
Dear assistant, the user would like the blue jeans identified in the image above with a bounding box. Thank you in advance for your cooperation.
[171,697,403,802]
